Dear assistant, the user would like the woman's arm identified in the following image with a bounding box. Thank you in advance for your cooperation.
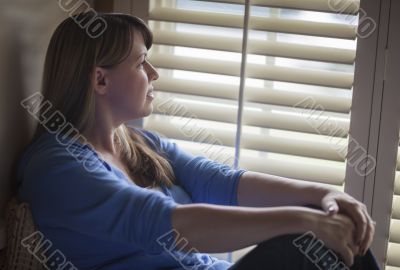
[236,171,332,208]
[170,203,357,267]
[235,171,375,257]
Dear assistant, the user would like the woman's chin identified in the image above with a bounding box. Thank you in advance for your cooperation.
[143,103,153,116]
[124,105,153,121]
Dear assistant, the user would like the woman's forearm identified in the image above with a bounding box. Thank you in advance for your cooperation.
[170,203,320,253]
[236,171,333,208]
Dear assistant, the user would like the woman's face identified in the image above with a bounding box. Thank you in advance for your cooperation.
[103,29,159,122]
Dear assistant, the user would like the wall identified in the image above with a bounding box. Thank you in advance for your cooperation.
[0,0,95,249]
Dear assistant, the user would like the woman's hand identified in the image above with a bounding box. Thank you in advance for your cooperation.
[305,209,359,267]
[320,190,376,256]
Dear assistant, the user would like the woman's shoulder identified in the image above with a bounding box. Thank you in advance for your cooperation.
[16,132,106,186]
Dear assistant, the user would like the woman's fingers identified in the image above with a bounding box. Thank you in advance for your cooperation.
[347,237,359,256]
[337,242,354,267]
[320,191,378,257]
[329,214,357,267]
[343,201,368,247]
[359,207,376,255]
[314,209,363,268]
[343,215,359,256]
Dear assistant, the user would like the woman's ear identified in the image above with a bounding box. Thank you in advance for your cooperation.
[93,67,109,95]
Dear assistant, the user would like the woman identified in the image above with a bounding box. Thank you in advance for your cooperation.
[16,12,379,270]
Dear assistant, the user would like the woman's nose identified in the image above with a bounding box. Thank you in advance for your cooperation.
[147,62,159,81]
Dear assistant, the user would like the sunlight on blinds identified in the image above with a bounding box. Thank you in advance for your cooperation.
[240,2,357,191]
[146,0,244,176]
[144,0,359,194]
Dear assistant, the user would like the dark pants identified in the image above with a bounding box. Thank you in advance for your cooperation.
[228,205,380,270]
[228,205,379,270]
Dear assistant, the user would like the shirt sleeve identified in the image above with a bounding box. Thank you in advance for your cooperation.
[18,142,179,255]
[135,128,247,206]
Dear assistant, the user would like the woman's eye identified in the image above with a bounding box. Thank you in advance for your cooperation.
[138,60,146,68]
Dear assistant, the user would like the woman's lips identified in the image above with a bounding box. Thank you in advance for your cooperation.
[146,90,154,99]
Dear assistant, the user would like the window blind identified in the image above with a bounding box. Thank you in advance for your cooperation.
[386,144,400,270]
[145,0,359,193]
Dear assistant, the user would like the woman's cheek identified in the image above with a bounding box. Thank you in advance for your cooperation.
[138,78,149,100]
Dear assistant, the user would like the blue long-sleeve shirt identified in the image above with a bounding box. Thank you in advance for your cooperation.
[16,127,247,270]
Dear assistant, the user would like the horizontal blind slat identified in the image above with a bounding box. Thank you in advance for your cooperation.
[249,15,357,39]
[152,29,356,64]
[387,242,400,267]
[153,77,239,100]
[149,53,241,78]
[251,0,360,14]
[393,195,400,219]
[153,77,352,113]
[243,109,349,137]
[149,7,244,28]
[386,266,400,270]
[149,53,354,88]
[241,132,346,161]
[208,0,360,14]
[247,39,356,64]
[397,147,400,167]
[238,153,344,185]
[390,219,400,243]
[149,7,357,39]
[247,61,354,88]
[152,96,237,122]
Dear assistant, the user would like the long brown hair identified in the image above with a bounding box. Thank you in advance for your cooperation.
[32,12,175,188]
